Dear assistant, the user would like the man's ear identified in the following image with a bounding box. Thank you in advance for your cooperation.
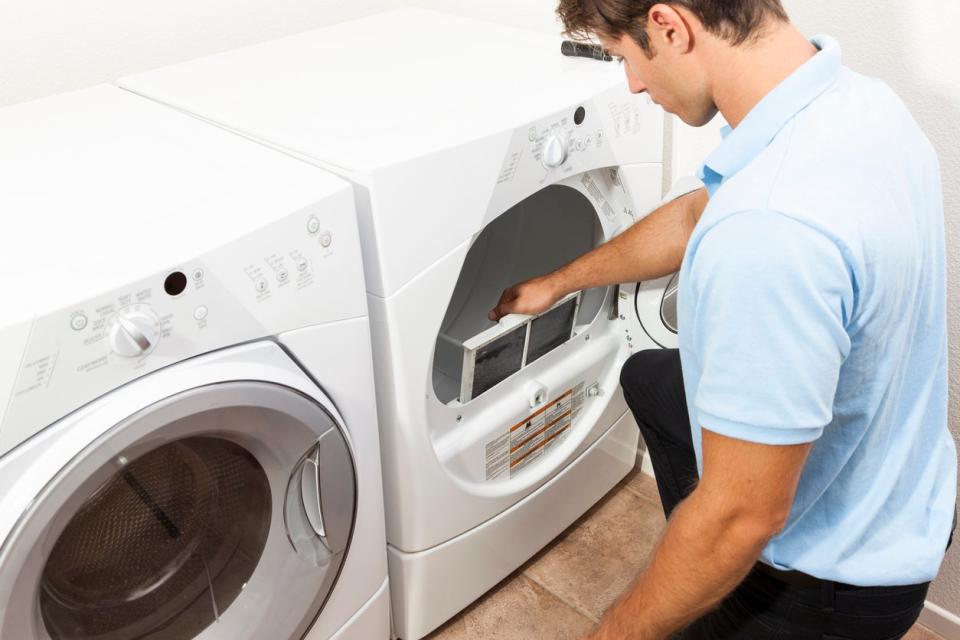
[647,3,695,53]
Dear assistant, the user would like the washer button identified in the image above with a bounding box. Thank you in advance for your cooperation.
[192,268,204,282]
[277,269,289,283]
[194,306,208,321]
[296,258,309,272]
[255,278,269,293]
[320,232,333,248]
[70,314,88,331]
[307,217,321,234]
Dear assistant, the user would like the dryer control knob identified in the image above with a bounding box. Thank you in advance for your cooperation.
[108,306,161,358]
[542,134,569,168]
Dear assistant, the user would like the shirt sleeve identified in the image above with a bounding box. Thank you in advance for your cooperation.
[687,210,855,445]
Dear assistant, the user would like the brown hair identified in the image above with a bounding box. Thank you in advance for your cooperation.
[557,0,789,52]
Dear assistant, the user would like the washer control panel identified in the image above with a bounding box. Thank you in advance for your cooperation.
[1,195,366,455]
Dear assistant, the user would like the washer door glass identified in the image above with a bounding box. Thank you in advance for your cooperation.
[40,437,271,640]
[0,381,356,640]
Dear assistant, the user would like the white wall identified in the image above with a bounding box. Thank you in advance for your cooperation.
[3,0,958,622]
[0,0,403,107]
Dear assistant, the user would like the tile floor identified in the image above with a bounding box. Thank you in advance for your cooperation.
[426,452,945,640]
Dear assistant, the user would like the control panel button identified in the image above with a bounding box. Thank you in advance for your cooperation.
[277,269,289,283]
[192,268,204,282]
[70,314,88,331]
[193,306,208,321]
[107,306,160,358]
[542,134,569,169]
[255,278,269,293]
[297,258,310,272]
[320,232,333,248]
[307,216,321,235]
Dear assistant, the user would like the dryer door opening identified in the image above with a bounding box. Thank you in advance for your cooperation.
[432,184,606,405]
[0,382,356,640]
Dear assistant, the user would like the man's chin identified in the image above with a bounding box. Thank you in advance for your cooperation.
[676,110,719,128]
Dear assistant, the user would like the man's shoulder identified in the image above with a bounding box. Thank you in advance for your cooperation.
[712,68,935,239]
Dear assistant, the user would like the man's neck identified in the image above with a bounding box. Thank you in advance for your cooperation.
[706,23,818,128]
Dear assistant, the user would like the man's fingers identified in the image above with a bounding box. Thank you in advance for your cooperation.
[489,288,519,320]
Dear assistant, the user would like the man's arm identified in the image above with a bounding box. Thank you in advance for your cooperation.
[587,430,813,640]
[489,187,707,320]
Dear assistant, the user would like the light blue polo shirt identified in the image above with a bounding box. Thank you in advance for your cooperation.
[679,35,956,585]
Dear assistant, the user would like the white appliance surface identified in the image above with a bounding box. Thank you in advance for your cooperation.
[119,8,664,299]
[119,8,626,174]
[120,10,667,638]
[0,85,388,639]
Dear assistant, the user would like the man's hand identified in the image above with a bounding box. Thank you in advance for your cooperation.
[488,187,707,323]
[584,429,813,639]
[488,274,564,321]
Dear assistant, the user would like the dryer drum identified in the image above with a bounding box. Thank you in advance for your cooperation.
[39,437,272,640]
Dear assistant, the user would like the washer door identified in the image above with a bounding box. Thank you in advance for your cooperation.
[634,273,680,349]
[0,382,356,640]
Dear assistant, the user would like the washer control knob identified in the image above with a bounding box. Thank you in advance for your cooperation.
[108,306,160,357]
[542,133,569,168]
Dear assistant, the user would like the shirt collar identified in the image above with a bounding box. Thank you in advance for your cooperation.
[698,35,842,194]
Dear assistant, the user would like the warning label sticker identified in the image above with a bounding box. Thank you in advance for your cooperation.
[485,382,587,481]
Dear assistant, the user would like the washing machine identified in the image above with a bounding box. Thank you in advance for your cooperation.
[0,85,389,640]
[119,9,675,637]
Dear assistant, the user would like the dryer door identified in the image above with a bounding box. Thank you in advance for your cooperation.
[0,381,356,640]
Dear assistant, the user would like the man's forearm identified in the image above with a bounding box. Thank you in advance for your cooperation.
[588,487,774,640]
[551,187,706,296]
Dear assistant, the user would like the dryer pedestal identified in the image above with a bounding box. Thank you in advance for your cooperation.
[387,408,639,640]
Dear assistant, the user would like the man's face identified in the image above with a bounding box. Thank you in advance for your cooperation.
[600,32,718,127]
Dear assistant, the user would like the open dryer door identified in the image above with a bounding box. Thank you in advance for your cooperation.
[0,346,357,640]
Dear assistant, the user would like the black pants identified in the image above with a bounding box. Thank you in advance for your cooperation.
[620,349,932,640]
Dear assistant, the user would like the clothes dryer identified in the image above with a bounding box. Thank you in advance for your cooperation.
[120,9,674,637]
[0,86,389,640]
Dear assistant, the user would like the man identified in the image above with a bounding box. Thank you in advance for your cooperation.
[489,1,956,638]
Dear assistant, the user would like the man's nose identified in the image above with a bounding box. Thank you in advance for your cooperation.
[627,72,647,95]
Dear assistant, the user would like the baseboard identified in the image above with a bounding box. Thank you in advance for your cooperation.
[640,448,655,477]
[920,601,960,639]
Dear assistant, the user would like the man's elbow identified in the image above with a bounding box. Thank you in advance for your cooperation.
[709,496,791,549]
[733,505,791,547]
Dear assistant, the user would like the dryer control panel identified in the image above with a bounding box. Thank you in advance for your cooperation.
[487,88,663,218]
[0,195,366,457]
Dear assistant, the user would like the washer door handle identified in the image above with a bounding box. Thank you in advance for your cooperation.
[300,447,327,540]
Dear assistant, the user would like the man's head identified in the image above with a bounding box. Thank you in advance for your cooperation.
[557,0,790,126]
